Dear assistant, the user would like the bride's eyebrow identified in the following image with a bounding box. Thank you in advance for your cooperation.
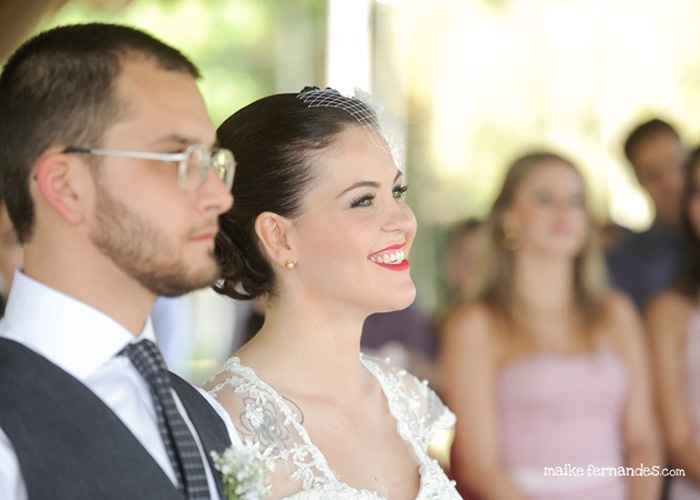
[335,180,379,198]
[335,172,402,199]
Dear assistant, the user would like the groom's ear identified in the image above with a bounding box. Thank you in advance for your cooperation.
[33,148,92,225]
[254,212,296,268]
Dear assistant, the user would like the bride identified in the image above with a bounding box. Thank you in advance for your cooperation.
[206,87,461,500]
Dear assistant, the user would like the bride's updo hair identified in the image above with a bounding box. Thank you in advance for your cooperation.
[214,87,379,300]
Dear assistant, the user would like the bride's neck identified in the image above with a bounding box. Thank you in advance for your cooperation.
[238,293,369,399]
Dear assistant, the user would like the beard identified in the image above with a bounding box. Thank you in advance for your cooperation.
[89,182,220,297]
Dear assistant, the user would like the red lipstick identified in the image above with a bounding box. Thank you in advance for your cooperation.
[373,260,410,271]
[368,243,410,272]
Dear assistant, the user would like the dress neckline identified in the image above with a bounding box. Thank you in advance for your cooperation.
[499,347,623,376]
[224,354,428,500]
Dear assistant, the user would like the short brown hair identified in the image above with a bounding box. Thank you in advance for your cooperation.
[0,23,200,243]
[623,117,680,165]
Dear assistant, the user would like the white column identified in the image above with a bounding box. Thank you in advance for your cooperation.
[325,0,372,94]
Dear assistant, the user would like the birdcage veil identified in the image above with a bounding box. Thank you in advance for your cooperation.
[296,86,404,172]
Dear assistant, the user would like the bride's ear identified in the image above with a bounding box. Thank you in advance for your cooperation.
[254,212,297,268]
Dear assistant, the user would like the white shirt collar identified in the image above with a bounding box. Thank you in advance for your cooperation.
[0,270,155,381]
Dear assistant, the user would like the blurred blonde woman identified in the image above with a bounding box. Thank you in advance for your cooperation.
[647,145,700,500]
[440,151,662,500]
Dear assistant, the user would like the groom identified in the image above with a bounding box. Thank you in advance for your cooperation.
[0,24,237,499]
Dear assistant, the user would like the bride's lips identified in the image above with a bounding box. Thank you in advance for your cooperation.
[368,243,410,271]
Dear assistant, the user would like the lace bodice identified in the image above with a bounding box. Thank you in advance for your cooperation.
[207,355,462,500]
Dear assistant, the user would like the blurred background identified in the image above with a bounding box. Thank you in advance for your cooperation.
[2,0,700,382]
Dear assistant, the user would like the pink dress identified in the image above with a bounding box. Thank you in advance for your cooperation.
[669,314,700,500]
[498,350,628,500]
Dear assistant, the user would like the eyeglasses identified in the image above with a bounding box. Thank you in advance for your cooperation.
[62,144,236,191]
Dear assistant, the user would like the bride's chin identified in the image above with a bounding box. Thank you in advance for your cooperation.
[372,288,417,314]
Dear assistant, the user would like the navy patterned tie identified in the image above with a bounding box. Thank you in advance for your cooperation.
[122,339,211,500]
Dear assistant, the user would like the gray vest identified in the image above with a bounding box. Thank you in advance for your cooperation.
[0,338,231,500]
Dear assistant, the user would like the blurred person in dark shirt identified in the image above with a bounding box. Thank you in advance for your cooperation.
[607,118,687,310]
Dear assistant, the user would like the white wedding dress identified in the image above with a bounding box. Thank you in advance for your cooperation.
[208,354,463,500]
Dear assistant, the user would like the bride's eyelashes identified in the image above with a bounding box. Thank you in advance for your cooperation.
[349,184,409,208]
[350,193,375,208]
[393,184,408,200]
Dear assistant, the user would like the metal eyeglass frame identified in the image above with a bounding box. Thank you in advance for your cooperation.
[62,144,235,190]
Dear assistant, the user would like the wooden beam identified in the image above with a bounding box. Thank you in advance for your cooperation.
[0,0,68,62]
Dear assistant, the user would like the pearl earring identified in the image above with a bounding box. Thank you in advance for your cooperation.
[285,260,297,269]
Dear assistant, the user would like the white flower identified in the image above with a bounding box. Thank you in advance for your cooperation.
[211,442,270,500]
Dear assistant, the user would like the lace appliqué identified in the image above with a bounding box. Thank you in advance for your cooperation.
[360,356,460,500]
[361,356,456,452]
[209,358,330,490]
[208,355,462,500]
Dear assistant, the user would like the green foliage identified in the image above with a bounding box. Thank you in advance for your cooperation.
[42,0,325,124]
